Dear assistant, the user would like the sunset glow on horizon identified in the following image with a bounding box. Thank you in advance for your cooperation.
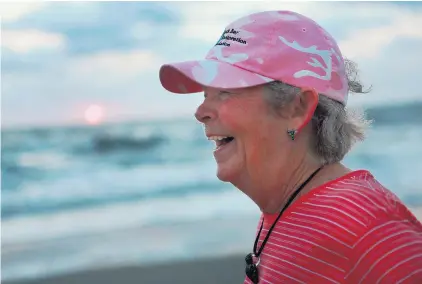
[84,104,105,125]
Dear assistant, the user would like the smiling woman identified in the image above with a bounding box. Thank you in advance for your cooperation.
[159,9,422,284]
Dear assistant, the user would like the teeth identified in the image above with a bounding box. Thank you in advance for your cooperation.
[208,136,229,141]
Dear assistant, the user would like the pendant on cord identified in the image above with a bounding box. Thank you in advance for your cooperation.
[245,253,260,283]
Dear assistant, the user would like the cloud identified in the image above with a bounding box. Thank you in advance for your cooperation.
[2,29,66,54]
[1,48,166,126]
[2,1,422,127]
[66,49,164,80]
[175,2,319,44]
[346,36,422,108]
[2,2,180,56]
[2,49,164,101]
[0,2,47,23]
[339,11,422,59]
[129,22,155,41]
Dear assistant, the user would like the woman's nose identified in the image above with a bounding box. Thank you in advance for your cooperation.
[194,100,217,124]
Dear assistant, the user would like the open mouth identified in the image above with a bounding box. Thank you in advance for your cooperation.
[216,137,234,147]
[208,136,235,151]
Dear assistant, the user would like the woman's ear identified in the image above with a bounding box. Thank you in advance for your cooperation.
[291,88,319,132]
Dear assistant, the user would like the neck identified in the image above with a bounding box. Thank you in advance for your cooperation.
[260,160,318,214]
[257,162,350,215]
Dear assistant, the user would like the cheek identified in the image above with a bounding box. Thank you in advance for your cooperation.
[219,99,266,132]
[247,139,265,167]
[247,132,272,161]
[219,99,282,164]
[244,119,286,166]
[243,133,276,185]
[219,101,251,131]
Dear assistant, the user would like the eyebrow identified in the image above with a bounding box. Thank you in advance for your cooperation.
[203,89,237,98]
[206,89,234,95]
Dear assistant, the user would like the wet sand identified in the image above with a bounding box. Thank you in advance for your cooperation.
[3,253,246,284]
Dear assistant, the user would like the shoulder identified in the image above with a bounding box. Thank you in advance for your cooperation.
[307,170,419,227]
[345,205,422,283]
[290,170,422,250]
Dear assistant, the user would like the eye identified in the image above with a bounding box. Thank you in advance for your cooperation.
[218,90,233,98]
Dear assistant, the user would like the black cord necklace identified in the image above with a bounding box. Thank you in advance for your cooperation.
[245,166,323,284]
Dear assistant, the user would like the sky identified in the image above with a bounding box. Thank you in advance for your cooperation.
[1,1,422,128]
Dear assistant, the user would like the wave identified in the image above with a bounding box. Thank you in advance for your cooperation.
[1,189,258,245]
[90,134,165,153]
[1,159,222,219]
[1,180,226,219]
[365,101,422,126]
[2,104,422,222]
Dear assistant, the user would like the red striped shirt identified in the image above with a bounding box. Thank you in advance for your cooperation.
[244,170,422,284]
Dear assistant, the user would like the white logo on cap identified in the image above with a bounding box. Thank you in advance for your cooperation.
[279,36,341,81]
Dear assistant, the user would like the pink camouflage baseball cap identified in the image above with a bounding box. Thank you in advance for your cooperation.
[159,10,349,105]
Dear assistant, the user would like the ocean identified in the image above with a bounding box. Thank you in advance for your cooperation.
[2,102,422,282]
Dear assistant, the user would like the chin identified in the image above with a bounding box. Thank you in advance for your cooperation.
[216,165,238,183]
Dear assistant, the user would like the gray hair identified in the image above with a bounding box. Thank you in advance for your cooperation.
[263,59,373,165]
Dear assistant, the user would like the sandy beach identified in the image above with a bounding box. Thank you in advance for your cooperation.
[2,254,246,284]
[1,213,259,284]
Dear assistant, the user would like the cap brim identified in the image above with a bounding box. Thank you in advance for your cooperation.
[159,59,274,94]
